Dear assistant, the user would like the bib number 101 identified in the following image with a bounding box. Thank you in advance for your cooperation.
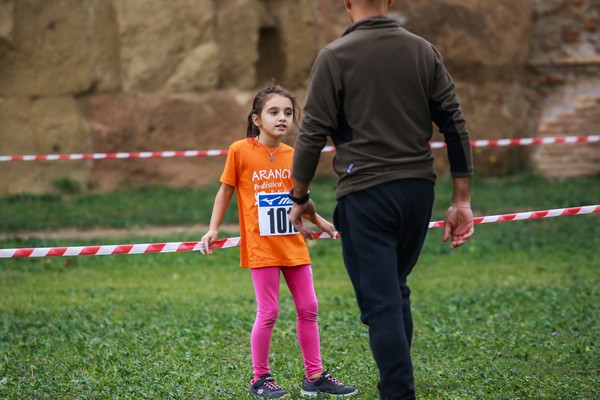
[258,193,299,236]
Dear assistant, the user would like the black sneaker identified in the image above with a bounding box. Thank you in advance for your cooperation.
[300,371,358,397]
[249,374,291,399]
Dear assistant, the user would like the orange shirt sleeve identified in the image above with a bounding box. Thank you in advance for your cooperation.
[220,144,238,187]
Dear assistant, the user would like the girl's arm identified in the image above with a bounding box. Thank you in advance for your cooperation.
[200,183,235,255]
[308,212,336,239]
[300,201,336,240]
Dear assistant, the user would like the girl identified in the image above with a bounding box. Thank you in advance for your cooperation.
[200,85,357,399]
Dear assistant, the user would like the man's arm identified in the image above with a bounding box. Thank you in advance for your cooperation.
[292,48,341,184]
[290,49,341,239]
[428,45,474,248]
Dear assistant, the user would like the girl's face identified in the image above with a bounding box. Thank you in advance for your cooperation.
[252,94,294,145]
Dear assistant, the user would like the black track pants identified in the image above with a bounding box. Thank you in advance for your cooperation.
[334,179,434,400]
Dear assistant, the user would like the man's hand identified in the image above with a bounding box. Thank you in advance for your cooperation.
[443,205,474,249]
[289,200,315,240]
[289,182,316,239]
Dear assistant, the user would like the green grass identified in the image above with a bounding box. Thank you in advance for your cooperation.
[2,173,598,233]
[0,184,239,232]
[0,178,333,233]
[0,174,599,399]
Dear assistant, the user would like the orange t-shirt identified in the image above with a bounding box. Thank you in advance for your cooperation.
[220,138,311,268]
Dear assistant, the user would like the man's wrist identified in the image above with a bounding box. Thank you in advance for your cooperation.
[289,188,310,205]
[450,203,471,209]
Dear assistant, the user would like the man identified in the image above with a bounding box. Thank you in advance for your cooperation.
[288,0,474,399]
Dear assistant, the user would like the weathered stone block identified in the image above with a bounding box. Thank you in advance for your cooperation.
[393,0,534,69]
[278,0,320,88]
[114,0,216,93]
[216,0,261,90]
[0,97,91,195]
[0,0,13,39]
[0,0,120,96]
[163,42,220,93]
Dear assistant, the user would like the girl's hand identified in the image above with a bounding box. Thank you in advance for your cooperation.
[200,229,219,255]
[314,214,336,239]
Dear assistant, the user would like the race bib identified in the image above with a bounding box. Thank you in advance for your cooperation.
[257,192,299,236]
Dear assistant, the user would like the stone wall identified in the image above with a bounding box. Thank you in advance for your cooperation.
[527,0,600,177]
[0,0,598,195]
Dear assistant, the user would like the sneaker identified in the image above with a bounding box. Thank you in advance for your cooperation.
[300,371,358,397]
[249,374,291,399]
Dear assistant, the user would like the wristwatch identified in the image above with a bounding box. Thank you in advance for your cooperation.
[289,188,310,205]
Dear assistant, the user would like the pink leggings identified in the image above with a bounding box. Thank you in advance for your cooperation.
[250,264,323,380]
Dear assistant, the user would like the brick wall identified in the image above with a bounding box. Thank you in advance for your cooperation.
[528,0,600,178]
[533,94,600,177]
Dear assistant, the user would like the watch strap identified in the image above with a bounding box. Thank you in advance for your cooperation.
[289,188,310,205]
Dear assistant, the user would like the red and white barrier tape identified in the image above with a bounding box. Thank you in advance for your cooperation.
[427,204,599,228]
[0,149,228,162]
[1,205,597,259]
[1,135,597,162]
[430,134,600,149]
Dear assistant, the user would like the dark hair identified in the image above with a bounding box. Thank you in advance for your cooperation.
[246,85,300,138]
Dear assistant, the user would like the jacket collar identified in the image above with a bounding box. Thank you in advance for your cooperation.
[342,15,400,36]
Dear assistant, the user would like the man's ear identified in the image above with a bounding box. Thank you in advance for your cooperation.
[343,0,352,11]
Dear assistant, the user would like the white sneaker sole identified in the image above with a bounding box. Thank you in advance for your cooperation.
[300,388,358,397]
